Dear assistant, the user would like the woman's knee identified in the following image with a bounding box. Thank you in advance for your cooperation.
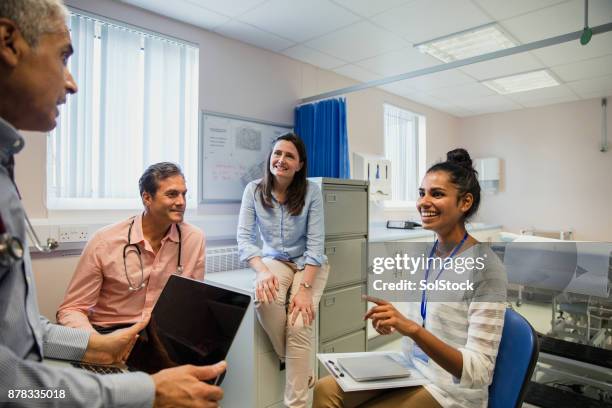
[313,376,343,408]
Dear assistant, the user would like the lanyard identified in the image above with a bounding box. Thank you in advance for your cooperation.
[420,232,468,328]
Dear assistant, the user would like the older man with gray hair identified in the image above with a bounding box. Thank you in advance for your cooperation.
[0,1,225,407]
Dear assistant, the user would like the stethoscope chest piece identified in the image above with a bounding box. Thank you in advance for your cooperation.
[0,232,24,266]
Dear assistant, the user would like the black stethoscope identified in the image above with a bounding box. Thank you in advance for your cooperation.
[1,158,59,266]
[123,217,183,291]
[0,214,24,266]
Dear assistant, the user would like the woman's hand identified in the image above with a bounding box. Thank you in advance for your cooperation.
[255,269,279,303]
[363,295,421,338]
[289,287,315,326]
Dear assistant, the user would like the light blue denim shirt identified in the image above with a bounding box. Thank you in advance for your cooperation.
[237,179,326,269]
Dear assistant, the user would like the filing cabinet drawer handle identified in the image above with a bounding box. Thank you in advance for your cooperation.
[325,246,336,255]
[326,193,337,203]
[324,297,336,307]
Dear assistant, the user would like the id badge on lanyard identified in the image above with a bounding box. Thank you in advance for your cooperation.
[416,232,468,364]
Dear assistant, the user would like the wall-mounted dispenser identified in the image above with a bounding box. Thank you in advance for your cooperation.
[474,157,500,193]
[353,153,391,200]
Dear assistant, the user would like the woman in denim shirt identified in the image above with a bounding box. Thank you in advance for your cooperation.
[237,133,329,408]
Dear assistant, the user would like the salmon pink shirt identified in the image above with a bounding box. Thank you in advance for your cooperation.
[57,215,205,331]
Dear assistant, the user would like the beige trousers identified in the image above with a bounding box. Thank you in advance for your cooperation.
[313,376,442,408]
[255,258,330,408]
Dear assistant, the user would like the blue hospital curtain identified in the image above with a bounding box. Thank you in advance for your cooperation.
[294,98,350,178]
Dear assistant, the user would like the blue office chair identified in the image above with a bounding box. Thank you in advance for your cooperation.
[488,307,540,408]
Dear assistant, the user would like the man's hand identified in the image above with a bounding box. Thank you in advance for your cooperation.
[152,362,226,408]
[363,295,421,338]
[82,319,148,365]
[289,287,314,326]
[255,269,279,303]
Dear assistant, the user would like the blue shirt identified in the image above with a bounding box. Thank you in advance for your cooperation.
[237,179,326,269]
[0,116,154,408]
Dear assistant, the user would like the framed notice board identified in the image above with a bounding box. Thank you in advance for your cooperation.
[200,111,292,203]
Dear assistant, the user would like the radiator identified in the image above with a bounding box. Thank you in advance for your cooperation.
[205,245,249,273]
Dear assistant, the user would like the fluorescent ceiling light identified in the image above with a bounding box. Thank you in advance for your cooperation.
[415,24,517,63]
[482,70,560,94]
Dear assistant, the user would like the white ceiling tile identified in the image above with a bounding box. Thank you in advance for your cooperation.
[532,31,612,67]
[567,74,612,98]
[333,64,382,83]
[378,80,419,96]
[120,0,229,29]
[445,107,477,117]
[356,47,440,76]
[417,97,461,112]
[282,45,346,69]
[501,0,612,44]
[403,91,466,113]
[238,0,361,43]
[506,84,576,103]
[458,95,523,113]
[473,0,567,21]
[214,20,294,52]
[517,94,580,108]
[400,70,475,92]
[330,0,414,17]
[459,52,544,80]
[552,54,612,82]
[378,85,460,112]
[427,82,496,102]
[372,0,492,44]
[188,0,267,18]
[305,21,408,62]
[577,91,612,100]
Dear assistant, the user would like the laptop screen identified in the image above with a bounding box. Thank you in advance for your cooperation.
[126,275,250,375]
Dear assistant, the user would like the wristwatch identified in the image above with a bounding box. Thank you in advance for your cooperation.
[300,281,313,289]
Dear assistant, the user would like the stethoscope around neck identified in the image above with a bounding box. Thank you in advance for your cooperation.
[0,212,58,267]
[1,161,59,266]
[123,217,183,291]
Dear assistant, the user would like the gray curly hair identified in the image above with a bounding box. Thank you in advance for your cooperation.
[0,0,68,46]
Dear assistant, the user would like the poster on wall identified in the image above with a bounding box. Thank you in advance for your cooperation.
[200,111,293,203]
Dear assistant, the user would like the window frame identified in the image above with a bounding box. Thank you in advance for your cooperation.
[46,8,200,212]
[381,103,426,210]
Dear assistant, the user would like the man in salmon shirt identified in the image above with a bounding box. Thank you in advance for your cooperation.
[57,162,205,333]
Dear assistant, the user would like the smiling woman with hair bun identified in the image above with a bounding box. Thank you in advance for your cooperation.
[314,148,507,408]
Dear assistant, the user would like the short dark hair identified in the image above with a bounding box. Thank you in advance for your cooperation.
[257,132,308,216]
[139,162,184,197]
[427,148,481,221]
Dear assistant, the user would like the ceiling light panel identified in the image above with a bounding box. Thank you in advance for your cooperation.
[482,70,560,94]
[415,24,517,63]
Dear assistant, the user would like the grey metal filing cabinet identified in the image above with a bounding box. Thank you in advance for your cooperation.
[310,178,369,378]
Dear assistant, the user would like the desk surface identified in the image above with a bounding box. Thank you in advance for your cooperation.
[205,268,254,296]
[368,222,502,242]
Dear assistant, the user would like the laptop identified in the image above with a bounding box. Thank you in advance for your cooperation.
[337,354,412,382]
[45,275,250,384]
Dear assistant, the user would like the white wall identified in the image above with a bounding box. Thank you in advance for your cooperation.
[19,0,458,320]
[459,97,612,241]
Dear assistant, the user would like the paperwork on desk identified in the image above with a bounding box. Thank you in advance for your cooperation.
[317,351,430,392]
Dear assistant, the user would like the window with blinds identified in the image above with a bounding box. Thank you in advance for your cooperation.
[383,103,425,205]
[47,11,199,209]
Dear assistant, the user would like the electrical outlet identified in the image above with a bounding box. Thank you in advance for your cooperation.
[58,225,90,243]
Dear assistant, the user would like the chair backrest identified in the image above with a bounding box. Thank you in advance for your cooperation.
[489,308,540,408]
